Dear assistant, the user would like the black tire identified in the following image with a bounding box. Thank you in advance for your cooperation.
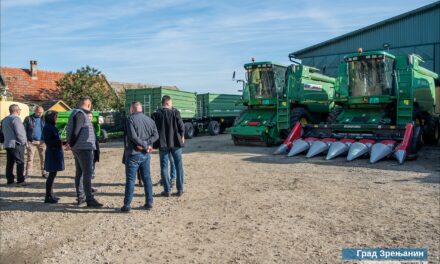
[414,125,423,151]
[193,126,199,137]
[290,107,311,127]
[423,116,439,145]
[100,129,108,143]
[184,122,194,139]
[208,120,220,136]
[326,107,343,124]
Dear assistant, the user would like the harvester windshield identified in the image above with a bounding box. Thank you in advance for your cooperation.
[347,56,394,96]
[248,67,275,99]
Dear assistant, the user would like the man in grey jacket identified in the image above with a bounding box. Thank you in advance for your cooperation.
[66,97,103,208]
[1,104,27,185]
[121,101,159,212]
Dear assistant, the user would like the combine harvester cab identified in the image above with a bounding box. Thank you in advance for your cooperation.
[280,49,440,164]
[232,60,336,146]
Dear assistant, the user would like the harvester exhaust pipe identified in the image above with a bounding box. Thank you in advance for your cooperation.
[326,139,355,160]
[273,122,303,155]
[370,140,396,164]
[306,138,336,158]
[288,138,317,157]
[347,139,375,161]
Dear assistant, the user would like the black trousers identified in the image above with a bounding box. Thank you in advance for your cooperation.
[46,172,57,197]
[5,145,25,183]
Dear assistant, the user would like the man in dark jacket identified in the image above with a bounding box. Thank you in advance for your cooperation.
[152,95,185,197]
[66,97,102,208]
[23,105,48,178]
[1,104,27,185]
[121,101,159,212]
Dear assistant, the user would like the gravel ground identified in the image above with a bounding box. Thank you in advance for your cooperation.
[0,134,439,264]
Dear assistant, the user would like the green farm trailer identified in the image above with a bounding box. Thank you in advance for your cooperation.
[278,49,440,164]
[55,111,105,141]
[125,87,244,139]
[195,93,245,136]
[231,61,336,146]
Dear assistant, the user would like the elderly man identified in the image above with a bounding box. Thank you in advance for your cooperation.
[66,97,103,208]
[121,101,158,213]
[1,104,27,186]
[24,105,48,178]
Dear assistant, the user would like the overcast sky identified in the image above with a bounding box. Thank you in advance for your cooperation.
[1,0,436,94]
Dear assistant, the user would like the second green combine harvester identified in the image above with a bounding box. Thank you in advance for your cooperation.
[276,49,440,164]
[231,60,337,146]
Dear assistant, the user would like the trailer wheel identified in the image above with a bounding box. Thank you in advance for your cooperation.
[290,107,311,127]
[193,126,199,137]
[100,129,108,143]
[423,116,439,145]
[208,121,220,136]
[184,122,194,139]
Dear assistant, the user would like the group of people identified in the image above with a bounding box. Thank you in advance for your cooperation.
[1,95,185,212]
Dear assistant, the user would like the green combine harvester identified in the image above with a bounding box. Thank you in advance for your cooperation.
[56,111,105,141]
[277,49,440,164]
[231,60,336,146]
[125,87,244,139]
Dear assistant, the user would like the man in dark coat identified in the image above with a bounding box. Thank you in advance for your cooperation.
[152,95,185,197]
[121,101,159,212]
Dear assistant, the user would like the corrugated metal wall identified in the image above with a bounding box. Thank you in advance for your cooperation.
[294,4,440,77]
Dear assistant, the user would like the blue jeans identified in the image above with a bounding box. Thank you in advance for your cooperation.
[124,153,153,208]
[159,148,184,193]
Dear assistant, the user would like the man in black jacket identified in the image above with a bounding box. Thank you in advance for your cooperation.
[23,106,48,178]
[121,101,159,212]
[152,95,185,197]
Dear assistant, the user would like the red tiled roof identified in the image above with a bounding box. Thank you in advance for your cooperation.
[0,67,65,103]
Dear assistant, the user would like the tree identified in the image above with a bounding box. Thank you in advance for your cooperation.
[57,66,122,112]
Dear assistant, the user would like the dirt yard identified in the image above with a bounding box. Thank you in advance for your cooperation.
[0,134,439,264]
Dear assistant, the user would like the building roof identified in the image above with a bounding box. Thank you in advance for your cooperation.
[0,67,65,103]
[291,1,440,57]
[40,100,71,112]
[109,81,178,93]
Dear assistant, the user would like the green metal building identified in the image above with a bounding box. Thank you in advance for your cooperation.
[290,1,440,78]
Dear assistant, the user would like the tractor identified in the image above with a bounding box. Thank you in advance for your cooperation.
[276,49,440,164]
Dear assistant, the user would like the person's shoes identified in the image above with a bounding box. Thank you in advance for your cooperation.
[77,197,86,205]
[174,191,184,197]
[42,172,49,179]
[16,181,28,187]
[6,181,15,185]
[86,199,103,208]
[91,187,98,193]
[45,196,58,203]
[160,191,171,197]
[143,204,153,210]
[120,206,131,213]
